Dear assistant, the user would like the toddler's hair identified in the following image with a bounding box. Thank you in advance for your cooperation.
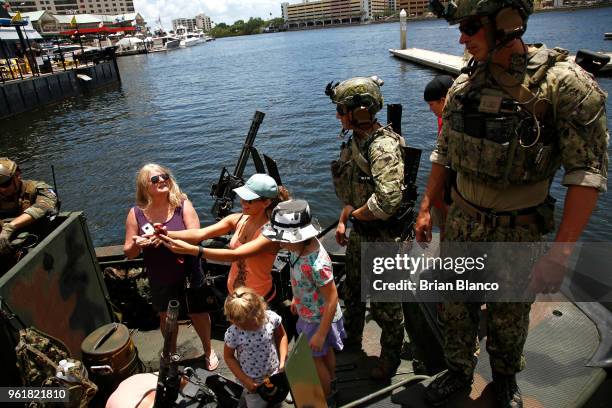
[224,287,267,327]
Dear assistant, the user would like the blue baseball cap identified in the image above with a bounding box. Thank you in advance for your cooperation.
[233,174,278,201]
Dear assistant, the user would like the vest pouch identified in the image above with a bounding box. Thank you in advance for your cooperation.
[330,159,352,204]
[508,142,557,183]
[480,138,511,181]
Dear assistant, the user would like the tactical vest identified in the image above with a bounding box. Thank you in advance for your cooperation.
[0,180,39,219]
[447,48,567,187]
[331,126,405,207]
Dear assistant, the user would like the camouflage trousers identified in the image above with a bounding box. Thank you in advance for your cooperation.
[343,229,403,363]
[442,204,542,377]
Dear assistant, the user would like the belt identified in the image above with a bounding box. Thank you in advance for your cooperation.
[450,188,539,228]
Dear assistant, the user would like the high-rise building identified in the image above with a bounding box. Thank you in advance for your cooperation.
[6,0,135,15]
[398,0,445,16]
[195,13,211,32]
[172,18,197,32]
[282,0,386,28]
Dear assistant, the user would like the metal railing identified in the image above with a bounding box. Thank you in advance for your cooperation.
[0,47,117,84]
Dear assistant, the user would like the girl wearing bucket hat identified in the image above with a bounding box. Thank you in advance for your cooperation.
[262,199,345,402]
[158,174,289,301]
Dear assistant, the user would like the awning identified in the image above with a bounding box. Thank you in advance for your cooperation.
[59,26,136,36]
[0,26,43,41]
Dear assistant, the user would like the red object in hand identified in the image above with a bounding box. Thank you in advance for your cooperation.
[177,256,184,264]
[153,223,167,235]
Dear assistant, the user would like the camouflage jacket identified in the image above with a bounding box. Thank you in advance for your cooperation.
[0,179,58,220]
[332,126,404,220]
[431,44,609,194]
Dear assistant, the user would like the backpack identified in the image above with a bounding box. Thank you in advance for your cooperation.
[15,327,97,408]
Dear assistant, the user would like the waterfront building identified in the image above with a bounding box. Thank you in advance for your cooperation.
[281,0,386,28]
[6,0,135,15]
[8,11,146,37]
[195,14,211,32]
[398,0,447,17]
[172,18,197,33]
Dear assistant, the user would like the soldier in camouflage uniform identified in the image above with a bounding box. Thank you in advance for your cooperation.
[326,76,406,380]
[0,157,58,258]
[416,0,608,406]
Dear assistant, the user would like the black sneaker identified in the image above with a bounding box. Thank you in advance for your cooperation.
[492,372,523,408]
[424,370,473,406]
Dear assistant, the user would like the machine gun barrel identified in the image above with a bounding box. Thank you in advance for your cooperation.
[210,111,266,220]
[153,300,180,408]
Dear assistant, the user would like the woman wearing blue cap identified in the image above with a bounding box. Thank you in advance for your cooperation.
[158,173,289,301]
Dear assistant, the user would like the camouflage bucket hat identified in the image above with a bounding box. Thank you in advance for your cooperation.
[325,76,384,114]
[446,0,533,24]
[0,157,17,184]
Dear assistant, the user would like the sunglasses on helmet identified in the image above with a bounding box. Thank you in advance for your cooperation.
[459,19,483,37]
[150,173,170,184]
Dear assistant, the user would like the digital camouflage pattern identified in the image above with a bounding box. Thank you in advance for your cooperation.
[332,126,405,365]
[16,327,98,408]
[441,204,541,376]
[446,0,533,23]
[328,77,384,114]
[343,229,404,364]
[432,44,608,192]
[0,179,58,221]
[431,44,609,378]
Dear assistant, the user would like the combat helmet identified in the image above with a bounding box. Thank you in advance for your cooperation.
[325,76,384,115]
[0,157,17,185]
[444,0,533,24]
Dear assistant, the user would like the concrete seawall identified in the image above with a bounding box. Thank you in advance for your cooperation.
[0,60,120,121]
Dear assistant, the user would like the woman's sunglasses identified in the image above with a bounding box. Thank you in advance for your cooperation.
[150,173,170,184]
[459,19,483,37]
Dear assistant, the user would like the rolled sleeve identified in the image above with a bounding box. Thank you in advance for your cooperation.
[367,135,404,219]
[562,170,607,192]
[25,184,58,220]
[554,63,609,193]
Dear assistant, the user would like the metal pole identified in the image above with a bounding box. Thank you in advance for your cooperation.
[21,23,40,76]
[400,9,407,50]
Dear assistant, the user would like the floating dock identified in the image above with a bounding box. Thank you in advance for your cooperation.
[390,48,612,76]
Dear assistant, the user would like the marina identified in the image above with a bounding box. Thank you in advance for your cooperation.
[1,5,612,408]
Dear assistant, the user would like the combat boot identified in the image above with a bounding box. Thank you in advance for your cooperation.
[370,357,400,381]
[424,370,473,406]
[492,372,523,408]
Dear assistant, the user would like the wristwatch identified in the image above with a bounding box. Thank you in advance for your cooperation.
[348,210,357,225]
[197,245,204,259]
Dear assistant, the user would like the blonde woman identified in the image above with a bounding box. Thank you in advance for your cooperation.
[123,163,218,370]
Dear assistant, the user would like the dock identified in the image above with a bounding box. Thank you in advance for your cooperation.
[390,47,612,76]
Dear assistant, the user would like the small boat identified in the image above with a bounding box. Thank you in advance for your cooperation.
[605,32,612,40]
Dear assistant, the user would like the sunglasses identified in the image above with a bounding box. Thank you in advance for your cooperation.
[459,19,483,37]
[150,173,170,184]
[0,177,13,188]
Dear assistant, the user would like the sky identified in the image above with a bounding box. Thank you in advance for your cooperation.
[134,0,284,30]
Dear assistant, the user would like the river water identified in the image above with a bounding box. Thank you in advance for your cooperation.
[1,8,611,246]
